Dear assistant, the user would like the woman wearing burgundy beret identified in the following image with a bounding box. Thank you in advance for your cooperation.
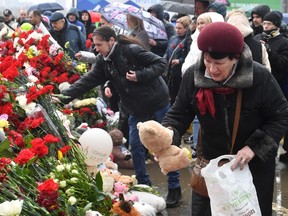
[162,22,288,216]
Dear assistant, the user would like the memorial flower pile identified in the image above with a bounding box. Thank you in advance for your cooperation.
[0,28,112,215]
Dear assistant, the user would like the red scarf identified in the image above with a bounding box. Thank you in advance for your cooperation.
[196,88,236,118]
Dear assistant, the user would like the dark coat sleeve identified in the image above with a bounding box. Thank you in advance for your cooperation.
[61,56,107,104]
[245,70,288,161]
[129,44,167,83]
[162,68,196,145]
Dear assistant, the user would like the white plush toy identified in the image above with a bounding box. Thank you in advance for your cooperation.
[125,184,166,213]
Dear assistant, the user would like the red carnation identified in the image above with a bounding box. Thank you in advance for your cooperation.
[31,142,49,158]
[0,157,12,169]
[14,149,35,165]
[38,179,59,193]
[59,146,72,155]
[8,130,25,148]
[44,134,60,143]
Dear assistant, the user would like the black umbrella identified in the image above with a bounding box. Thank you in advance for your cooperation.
[161,0,195,15]
[28,3,64,13]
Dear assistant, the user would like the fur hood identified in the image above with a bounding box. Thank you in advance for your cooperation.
[227,13,253,37]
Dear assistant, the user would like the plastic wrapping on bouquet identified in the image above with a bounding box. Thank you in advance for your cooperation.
[26,104,65,145]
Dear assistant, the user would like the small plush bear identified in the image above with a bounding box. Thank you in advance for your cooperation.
[109,129,134,169]
[137,120,191,175]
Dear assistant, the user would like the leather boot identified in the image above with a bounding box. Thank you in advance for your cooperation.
[166,187,182,208]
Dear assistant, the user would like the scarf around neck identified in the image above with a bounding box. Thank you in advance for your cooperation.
[196,87,236,118]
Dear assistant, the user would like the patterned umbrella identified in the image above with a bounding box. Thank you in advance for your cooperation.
[100,2,167,39]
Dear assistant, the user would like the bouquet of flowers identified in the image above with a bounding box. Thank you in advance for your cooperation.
[0,27,113,215]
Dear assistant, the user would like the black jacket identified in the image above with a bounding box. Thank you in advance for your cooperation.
[62,43,169,117]
[255,32,288,96]
[162,44,288,215]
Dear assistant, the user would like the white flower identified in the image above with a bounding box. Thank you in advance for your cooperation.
[85,210,103,216]
[15,95,27,107]
[27,75,39,83]
[73,98,96,108]
[49,172,55,179]
[25,31,42,42]
[59,180,67,188]
[0,199,23,216]
[68,196,77,205]
[64,164,71,171]
[24,102,37,115]
[56,164,65,172]
[70,177,78,183]
[65,188,75,196]
[71,169,79,175]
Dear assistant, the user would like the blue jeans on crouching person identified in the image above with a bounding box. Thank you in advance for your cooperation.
[128,103,180,188]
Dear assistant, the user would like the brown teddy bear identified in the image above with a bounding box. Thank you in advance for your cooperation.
[137,120,191,175]
[109,129,134,169]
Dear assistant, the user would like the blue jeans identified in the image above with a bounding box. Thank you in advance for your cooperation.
[193,116,199,150]
[128,103,180,188]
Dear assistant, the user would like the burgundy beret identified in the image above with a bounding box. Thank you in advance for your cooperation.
[197,22,244,55]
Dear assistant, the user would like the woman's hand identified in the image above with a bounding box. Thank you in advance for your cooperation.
[231,146,255,171]
[171,59,180,67]
[75,52,82,60]
[104,87,112,98]
[149,39,156,46]
[126,70,137,82]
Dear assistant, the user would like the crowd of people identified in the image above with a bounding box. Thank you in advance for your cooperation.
[1,1,288,215]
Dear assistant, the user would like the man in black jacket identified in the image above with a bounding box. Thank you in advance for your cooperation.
[255,11,288,163]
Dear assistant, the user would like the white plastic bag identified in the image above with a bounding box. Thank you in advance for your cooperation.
[201,155,262,216]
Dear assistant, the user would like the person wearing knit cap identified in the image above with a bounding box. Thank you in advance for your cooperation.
[208,2,227,19]
[255,11,288,164]
[251,4,270,36]
[226,9,271,72]
[162,22,288,215]
[49,11,87,59]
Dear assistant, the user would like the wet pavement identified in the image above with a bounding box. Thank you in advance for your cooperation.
[119,144,288,216]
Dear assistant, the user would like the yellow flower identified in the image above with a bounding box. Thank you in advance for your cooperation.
[0,119,9,130]
[76,63,88,74]
[58,150,63,161]
[64,42,70,49]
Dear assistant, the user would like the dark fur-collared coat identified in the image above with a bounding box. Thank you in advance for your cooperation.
[162,44,288,216]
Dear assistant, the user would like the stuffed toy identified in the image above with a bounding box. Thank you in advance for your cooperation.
[111,194,140,216]
[113,182,138,202]
[109,129,134,169]
[125,184,166,213]
[137,120,191,175]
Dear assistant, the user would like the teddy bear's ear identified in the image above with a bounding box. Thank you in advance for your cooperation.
[136,122,142,129]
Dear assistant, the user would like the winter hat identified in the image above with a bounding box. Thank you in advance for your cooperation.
[198,22,244,55]
[50,12,65,22]
[3,9,12,16]
[208,2,227,18]
[263,11,282,28]
[251,5,270,19]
